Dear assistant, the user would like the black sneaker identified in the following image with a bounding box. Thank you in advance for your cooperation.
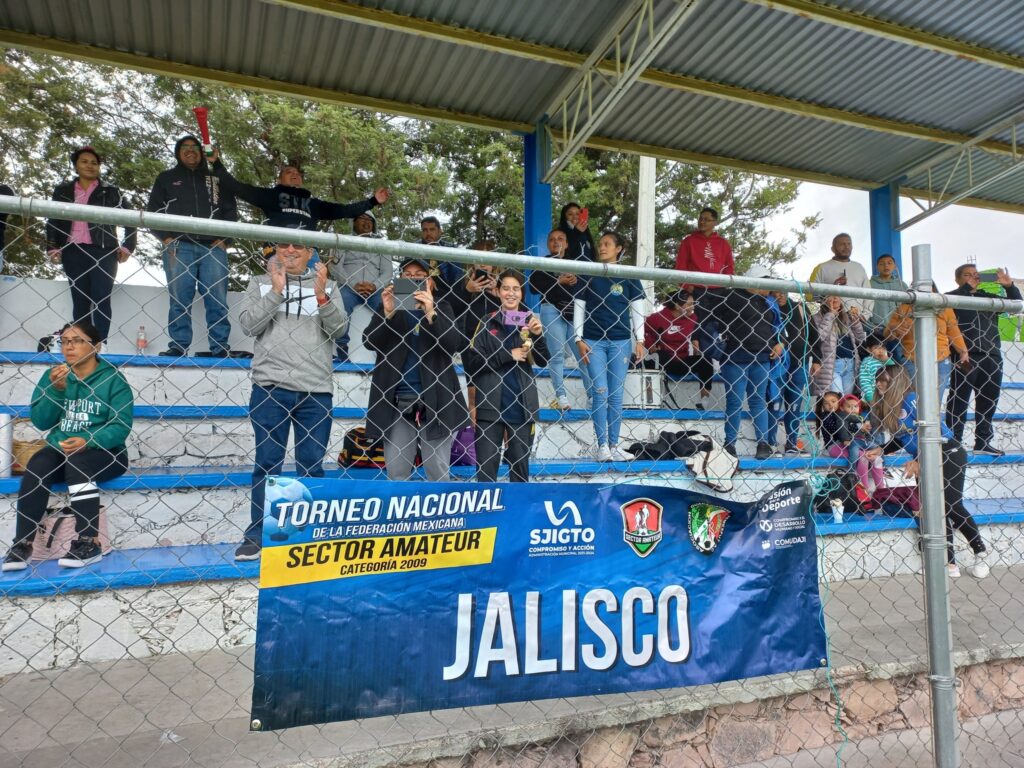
[228,350,253,359]
[974,444,1005,457]
[723,443,737,458]
[755,442,773,460]
[2,542,32,572]
[235,541,261,561]
[58,538,103,568]
[784,443,808,457]
[158,348,185,357]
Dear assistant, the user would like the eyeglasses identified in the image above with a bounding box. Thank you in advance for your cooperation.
[278,244,310,253]
[60,338,93,347]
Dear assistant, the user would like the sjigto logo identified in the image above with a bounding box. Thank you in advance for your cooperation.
[529,500,596,557]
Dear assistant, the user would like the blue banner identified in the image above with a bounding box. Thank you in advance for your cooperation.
[251,478,825,730]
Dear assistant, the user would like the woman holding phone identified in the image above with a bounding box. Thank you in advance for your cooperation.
[558,202,596,262]
[467,271,546,482]
[574,231,645,462]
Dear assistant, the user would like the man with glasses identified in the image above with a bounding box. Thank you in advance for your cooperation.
[946,265,1021,456]
[147,135,240,357]
[234,238,346,560]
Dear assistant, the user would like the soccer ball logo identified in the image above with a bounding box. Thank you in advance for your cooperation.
[688,503,730,555]
[262,476,313,543]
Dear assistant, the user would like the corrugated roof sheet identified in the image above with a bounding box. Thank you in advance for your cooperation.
[3,0,1024,211]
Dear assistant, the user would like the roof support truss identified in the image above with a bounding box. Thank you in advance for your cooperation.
[897,112,1024,230]
[538,0,701,182]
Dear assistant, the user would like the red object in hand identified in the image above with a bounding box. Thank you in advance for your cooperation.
[579,207,589,227]
[193,107,211,144]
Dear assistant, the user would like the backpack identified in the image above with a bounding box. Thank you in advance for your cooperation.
[338,427,386,469]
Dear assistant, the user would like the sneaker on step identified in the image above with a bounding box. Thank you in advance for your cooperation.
[947,563,962,579]
[968,551,991,579]
[974,443,1005,457]
[784,443,809,457]
[755,442,773,460]
[610,445,632,462]
[595,445,612,462]
[2,541,32,572]
[235,540,262,561]
[58,538,103,568]
[723,443,737,458]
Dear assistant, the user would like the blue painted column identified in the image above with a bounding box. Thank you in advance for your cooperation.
[868,182,902,277]
[522,130,552,311]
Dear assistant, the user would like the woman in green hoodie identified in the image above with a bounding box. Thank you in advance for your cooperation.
[3,321,133,571]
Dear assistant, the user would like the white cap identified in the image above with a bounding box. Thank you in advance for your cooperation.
[745,264,775,280]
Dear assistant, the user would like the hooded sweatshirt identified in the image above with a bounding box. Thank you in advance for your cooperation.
[674,231,735,277]
[868,274,909,330]
[31,358,134,451]
[327,212,392,290]
[240,269,348,394]
[557,210,596,262]
[147,135,237,243]
[212,161,377,231]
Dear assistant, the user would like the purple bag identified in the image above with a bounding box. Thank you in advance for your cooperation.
[450,426,478,466]
[872,485,920,517]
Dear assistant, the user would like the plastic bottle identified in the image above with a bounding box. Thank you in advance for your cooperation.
[136,325,148,355]
[830,498,844,524]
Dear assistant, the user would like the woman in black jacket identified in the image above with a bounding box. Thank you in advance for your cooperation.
[557,202,596,262]
[467,271,547,483]
[46,147,136,343]
[363,258,470,481]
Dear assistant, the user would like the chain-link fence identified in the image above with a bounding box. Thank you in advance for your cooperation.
[0,195,1023,768]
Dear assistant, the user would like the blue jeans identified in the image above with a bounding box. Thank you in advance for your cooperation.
[722,358,772,447]
[246,384,333,543]
[337,285,383,348]
[904,358,953,409]
[831,357,856,394]
[540,304,592,399]
[163,241,230,353]
[587,338,631,447]
[770,362,810,448]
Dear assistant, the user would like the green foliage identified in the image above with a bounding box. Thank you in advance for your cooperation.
[0,49,818,287]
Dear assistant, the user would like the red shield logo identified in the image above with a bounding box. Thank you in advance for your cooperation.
[620,498,664,557]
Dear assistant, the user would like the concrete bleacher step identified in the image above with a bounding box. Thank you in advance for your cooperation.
[3,354,1023,469]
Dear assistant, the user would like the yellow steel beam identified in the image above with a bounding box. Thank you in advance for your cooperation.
[0,30,532,134]
[583,134,875,189]
[267,0,1020,158]
[744,0,1024,76]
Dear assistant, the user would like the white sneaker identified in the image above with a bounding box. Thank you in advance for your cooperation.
[556,396,573,410]
[948,563,962,579]
[968,551,991,579]
[610,445,631,462]
[596,445,612,462]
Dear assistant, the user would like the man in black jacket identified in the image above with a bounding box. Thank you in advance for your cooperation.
[711,265,784,459]
[147,136,239,357]
[946,265,1021,456]
[210,150,388,231]
[770,291,822,456]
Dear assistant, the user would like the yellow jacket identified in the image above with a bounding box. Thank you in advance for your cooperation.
[885,304,966,362]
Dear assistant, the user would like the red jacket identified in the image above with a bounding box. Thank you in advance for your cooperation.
[644,307,696,361]
[675,232,735,290]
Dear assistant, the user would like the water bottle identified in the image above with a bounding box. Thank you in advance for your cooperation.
[136,325,148,355]
[830,498,844,524]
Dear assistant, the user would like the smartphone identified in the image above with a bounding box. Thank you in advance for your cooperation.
[473,268,491,281]
[392,277,426,312]
[502,310,531,326]
[579,207,589,227]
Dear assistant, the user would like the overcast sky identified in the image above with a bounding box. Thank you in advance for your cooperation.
[770,183,1024,293]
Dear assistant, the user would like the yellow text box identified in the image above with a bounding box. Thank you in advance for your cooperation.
[259,527,497,588]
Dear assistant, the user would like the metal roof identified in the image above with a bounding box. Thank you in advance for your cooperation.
[2,0,1024,215]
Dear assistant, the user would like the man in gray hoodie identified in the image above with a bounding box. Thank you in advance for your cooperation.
[234,238,347,560]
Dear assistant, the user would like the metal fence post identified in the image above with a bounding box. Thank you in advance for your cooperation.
[911,243,960,768]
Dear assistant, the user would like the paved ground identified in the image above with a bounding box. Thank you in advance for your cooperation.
[1,568,1023,768]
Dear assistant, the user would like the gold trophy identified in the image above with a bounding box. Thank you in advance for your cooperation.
[519,325,533,352]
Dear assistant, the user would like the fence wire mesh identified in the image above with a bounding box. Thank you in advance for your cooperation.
[0,198,1023,768]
